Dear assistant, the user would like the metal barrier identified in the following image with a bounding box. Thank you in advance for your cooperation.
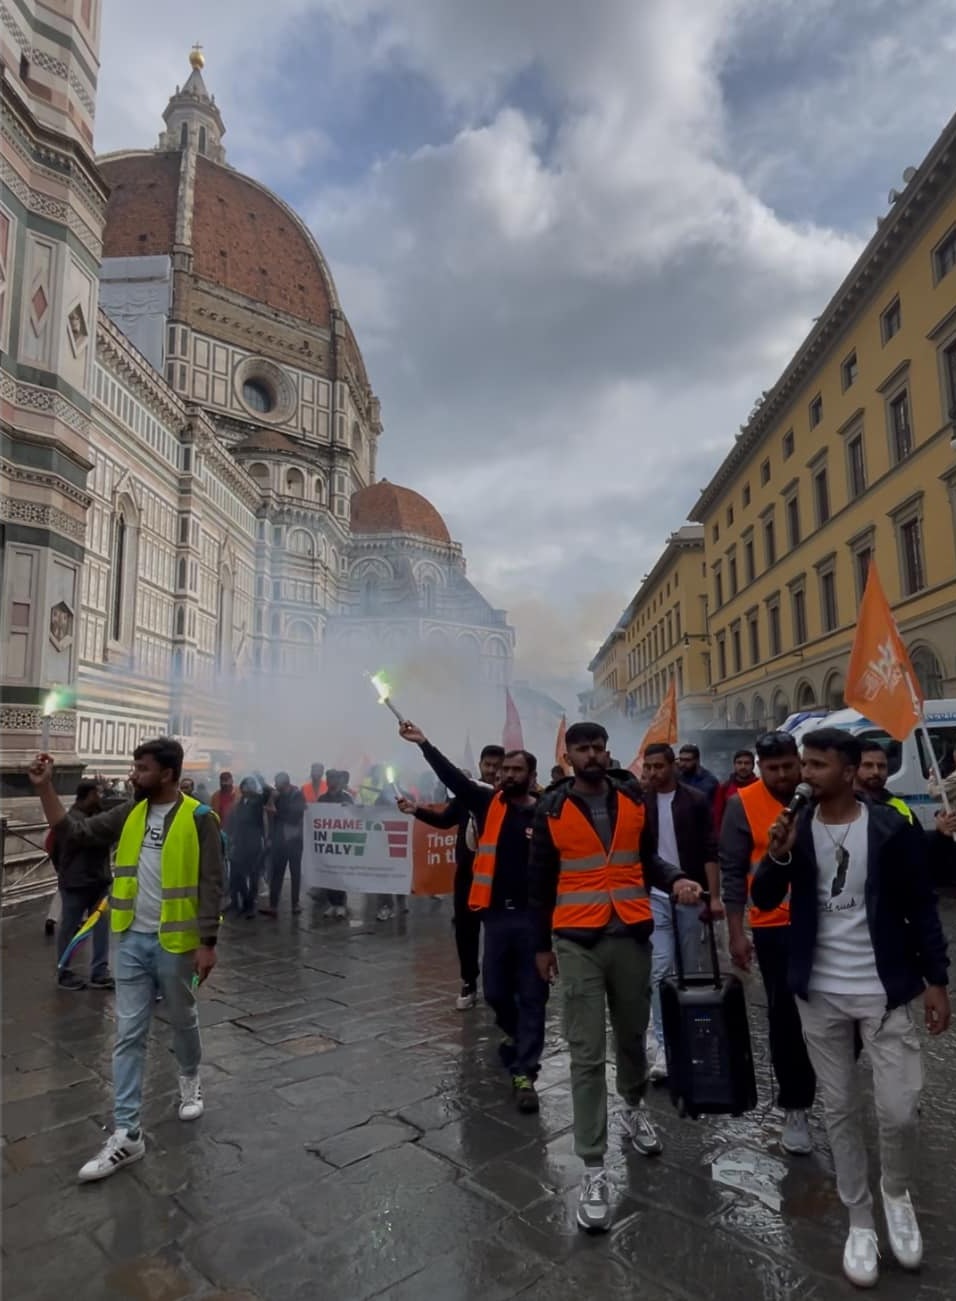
[0,817,57,909]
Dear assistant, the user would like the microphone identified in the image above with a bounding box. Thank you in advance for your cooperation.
[784,782,814,819]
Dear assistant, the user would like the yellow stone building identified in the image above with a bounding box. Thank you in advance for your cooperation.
[691,110,956,727]
[585,525,712,728]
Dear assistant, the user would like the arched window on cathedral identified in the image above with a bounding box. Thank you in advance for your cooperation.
[198,126,207,155]
[111,516,126,642]
[216,569,234,673]
[180,122,188,149]
[361,577,377,614]
[421,579,436,614]
[286,468,305,498]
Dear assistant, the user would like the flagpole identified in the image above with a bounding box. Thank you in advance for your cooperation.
[904,671,954,831]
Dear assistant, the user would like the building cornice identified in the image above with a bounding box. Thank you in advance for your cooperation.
[691,108,956,521]
[95,309,187,429]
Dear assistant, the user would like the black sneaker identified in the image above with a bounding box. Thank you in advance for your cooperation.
[57,972,87,991]
[89,973,116,991]
[512,1075,540,1114]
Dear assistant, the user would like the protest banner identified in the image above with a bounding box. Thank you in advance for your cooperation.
[304,805,414,895]
[410,816,457,895]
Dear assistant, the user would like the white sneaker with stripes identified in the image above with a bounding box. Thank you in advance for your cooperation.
[77,1128,146,1183]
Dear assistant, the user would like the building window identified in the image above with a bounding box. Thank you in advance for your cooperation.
[942,341,956,419]
[852,541,873,602]
[243,379,275,413]
[764,516,776,566]
[717,634,727,681]
[767,598,782,657]
[889,389,913,463]
[742,482,751,508]
[898,516,926,596]
[713,565,723,609]
[111,517,126,642]
[782,429,794,459]
[881,296,901,343]
[820,567,839,632]
[847,432,867,498]
[726,504,734,527]
[712,522,719,543]
[809,395,823,429]
[731,623,742,674]
[728,549,738,598]
[841,351,858,390]
[747,612,760,665]
[791,586,808,645]
[198,126,207,155]
[813,466,830,526]
[744,535,755,585]
[760,459,771,486]
[934,228,956,282]
[786,493,801,548]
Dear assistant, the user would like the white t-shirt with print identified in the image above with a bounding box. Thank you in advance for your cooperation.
[808,803,882,995]
[130,801,175,933]
[651,789,679,900]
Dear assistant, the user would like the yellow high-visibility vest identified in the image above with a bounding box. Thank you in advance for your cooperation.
[111,796,201,953]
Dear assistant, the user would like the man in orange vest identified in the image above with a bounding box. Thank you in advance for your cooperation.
[530,721,702,1234]
[400,721,546,1115]
[719,729,816,1156]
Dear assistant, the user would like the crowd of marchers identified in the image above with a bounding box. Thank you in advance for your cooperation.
[27,718,956,1291]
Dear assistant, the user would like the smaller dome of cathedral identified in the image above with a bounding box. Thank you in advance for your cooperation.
[350,481,452,544]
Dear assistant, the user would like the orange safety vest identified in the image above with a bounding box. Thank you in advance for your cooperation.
[550,793,650,930]
[468,793,510,909]
[739,780,790,928]
[302,780,327,801]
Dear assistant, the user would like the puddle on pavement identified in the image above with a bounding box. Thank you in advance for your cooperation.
[711,1145,788,1212]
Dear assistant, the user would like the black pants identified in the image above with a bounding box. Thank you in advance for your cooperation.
[753,925,816,1110]
[482,908,549,1078]
[270,839,302,909]
[453,862,481,988]
[230,850,261,916]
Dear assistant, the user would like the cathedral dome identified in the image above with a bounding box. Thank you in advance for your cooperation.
[350,481,452,544]
[98,151,336,328]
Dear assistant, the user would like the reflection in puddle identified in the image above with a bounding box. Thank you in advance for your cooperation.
[711,1145,788,1212]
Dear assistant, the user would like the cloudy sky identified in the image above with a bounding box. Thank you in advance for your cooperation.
[94,0,956,690]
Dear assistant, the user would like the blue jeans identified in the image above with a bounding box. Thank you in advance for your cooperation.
[649,893,702,1043]
[57,885,110,980]
[114,931,201,1131]
[482,908,549,1078]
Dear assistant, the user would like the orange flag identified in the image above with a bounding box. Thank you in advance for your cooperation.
[554,714,569,775]
[503,688,524,750]
[628,676,678,776]
[845,562,921,741]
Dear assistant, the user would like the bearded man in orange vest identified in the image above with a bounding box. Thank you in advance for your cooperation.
[530,721,702,1234]
[400,721,547,1116]
[719,729,816,1156]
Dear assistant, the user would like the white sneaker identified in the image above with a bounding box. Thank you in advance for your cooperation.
[621,1100,663,1156]
[455,985,477,1011]
[576,1166,611,1232]
[178,1073,204,1121]
[321,904,336,918]
[781,1109,813,1155]
[77,1128,146,1183]
[648,1045,668,1082]
[376,905,394,922]
[843,1226,879,1288]
[881,1181,922,1270]
[333,905,348,919]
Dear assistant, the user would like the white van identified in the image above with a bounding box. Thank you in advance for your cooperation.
[778,702,956,829]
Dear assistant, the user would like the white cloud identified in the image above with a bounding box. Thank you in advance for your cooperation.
[94,1,954,694]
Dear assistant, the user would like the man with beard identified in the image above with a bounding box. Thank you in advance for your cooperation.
[530,721,702,1233]
[719,730,816,1156]
[399,744,504,1009]
[856,739,956,886]
[28,737,223,1181]
[400,722,546,1114]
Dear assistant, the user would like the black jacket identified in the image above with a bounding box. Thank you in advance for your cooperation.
[529,776,682,951]
[52,806,111,891]
[752,799,949,1008]
[657,782,717,889]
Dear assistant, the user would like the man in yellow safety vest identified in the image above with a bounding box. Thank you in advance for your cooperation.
[29,736,223,1183]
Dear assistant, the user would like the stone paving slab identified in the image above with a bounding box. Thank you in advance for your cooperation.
[3,894,956,1300]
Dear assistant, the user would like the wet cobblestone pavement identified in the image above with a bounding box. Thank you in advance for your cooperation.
[3,894,956,1300]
